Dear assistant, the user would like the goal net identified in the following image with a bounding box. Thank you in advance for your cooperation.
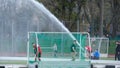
[27,32,91,63]
[90,37,109,57]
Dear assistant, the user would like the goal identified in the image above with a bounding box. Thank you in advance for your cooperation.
[90,37,109,57]
[27,32,91,63]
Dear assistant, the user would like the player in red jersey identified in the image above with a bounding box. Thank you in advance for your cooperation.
[85,45,92,59]
[85,46,92,53]
[37,45,42,61]
[32,43,42,61]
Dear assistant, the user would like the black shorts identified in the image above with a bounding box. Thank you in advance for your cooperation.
[38,53,41,58]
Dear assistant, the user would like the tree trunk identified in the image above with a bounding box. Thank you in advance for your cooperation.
[111,0,120,37]
[99,0,104,37]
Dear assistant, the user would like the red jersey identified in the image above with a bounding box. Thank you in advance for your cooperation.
[38,46,42,54]
[85,46,92,52]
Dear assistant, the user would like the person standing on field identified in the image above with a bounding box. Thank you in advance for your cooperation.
[85,45,92,59]
[37,45,42,61]
[115,41,120,61]
[71,40,77,61]
[53,43,57,57]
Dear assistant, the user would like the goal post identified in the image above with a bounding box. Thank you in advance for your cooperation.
[90,37,109,57]
[27,32,91,63]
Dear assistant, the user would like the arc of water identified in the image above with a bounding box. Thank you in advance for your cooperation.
[31,0,77,42]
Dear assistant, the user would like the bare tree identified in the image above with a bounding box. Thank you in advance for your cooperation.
[110,0,120,37]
